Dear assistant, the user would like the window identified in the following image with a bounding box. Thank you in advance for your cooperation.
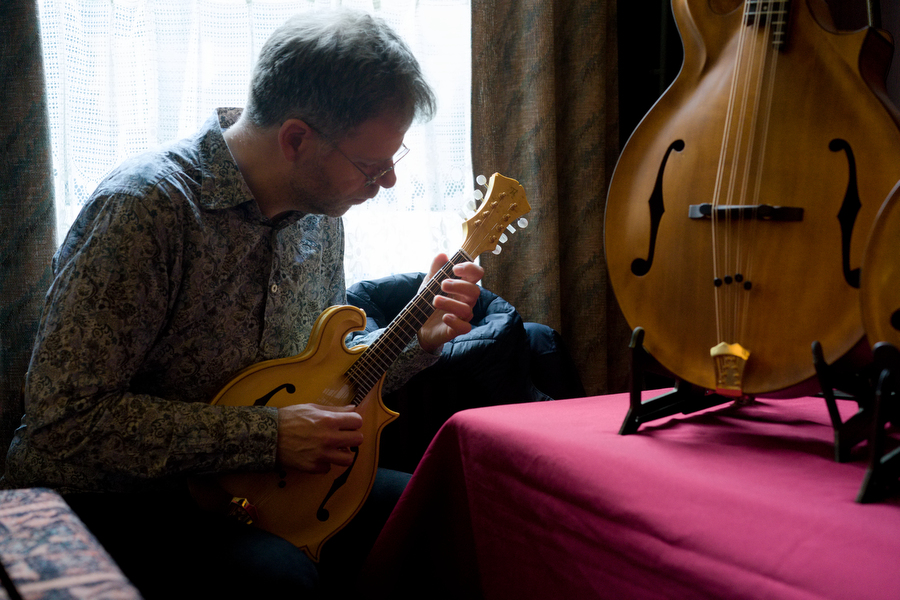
[38,0,472,284]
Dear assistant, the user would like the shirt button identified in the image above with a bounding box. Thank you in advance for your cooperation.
[270,284,279,294]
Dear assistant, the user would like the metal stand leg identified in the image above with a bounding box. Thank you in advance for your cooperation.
[619,327,734,435]
[857,343,900,503]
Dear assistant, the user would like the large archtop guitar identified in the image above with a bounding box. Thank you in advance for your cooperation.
[190,173,529,561]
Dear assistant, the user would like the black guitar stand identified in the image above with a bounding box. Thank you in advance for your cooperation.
[857,342,900,502]
[619,327,740,435]
[812,340,899,502]
[621,330,899,502]
[812,340,877,463]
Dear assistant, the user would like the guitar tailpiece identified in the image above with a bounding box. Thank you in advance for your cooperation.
[227,497,258,525]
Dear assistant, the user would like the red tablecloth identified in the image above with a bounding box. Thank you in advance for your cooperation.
[363,391,900,599]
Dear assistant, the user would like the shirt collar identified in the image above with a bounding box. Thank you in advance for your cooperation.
[198,108,307,226]
[194,108,250,211]
[197,108,302,225]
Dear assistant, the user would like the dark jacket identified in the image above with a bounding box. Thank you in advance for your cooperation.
[348,273,584,471]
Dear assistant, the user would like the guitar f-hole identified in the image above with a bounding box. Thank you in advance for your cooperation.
[316,446,360,522]
[831,139,862,289]
[253,383,296,407]
[631,140,684,276]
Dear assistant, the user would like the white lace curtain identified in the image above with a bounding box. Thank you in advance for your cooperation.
[37,0,472,285]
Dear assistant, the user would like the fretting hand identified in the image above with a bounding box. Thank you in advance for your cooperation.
[416,253,484,354]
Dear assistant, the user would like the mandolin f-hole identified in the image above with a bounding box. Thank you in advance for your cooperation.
[631,139,685,277]
[831,139,862,289]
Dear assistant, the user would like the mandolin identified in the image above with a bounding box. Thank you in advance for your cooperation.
[861,179,900,352]
[605,0,900,397]
[189,173,529,561]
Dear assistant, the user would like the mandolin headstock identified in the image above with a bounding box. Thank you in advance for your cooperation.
[460,173,530,258]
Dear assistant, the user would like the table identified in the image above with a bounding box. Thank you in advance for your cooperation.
[363,391,900,599]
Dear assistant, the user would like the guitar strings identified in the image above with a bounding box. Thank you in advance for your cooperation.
[345,194,510,396]
[344,251,470,401]
[726,0,762,347]
[713,0,782,352]
[739,4,782,347]
[712,2,749,346]
[345,187,517,406]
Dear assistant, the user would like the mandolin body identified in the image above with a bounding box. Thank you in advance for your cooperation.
[862,180,900,351]
[190,305,397,562]
[605,0,900,395]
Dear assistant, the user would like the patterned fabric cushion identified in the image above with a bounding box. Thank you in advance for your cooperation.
[0,488,140,599]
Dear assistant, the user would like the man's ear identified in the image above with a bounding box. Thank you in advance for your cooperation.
[278,119,317,162]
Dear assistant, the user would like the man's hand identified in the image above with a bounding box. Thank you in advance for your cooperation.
[417,253,485,354]
[275,403,364,473]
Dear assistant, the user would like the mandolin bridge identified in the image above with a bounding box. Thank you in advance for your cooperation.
[688,203,803,222]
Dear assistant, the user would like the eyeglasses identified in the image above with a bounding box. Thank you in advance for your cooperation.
[331,142,410,187]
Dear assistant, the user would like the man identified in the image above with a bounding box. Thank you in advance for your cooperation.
[4,8,483,599]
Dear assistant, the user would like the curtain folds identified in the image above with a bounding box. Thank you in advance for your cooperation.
[472,0,628,395]
[0,0,57,467]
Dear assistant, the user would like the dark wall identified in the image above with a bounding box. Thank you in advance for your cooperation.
[616,0,681,146]
[617,0,900,146]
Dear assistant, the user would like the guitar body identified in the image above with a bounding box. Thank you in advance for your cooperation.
[190,305,397,562]
[604,0,900,395]
[861,180,900,351]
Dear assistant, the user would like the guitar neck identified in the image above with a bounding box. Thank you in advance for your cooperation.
[345,249,473,402]
[745,0,793,48]
[343,172,530,404]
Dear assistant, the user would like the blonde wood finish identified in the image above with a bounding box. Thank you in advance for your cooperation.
[605,0,900,395]
[191,306,391,562]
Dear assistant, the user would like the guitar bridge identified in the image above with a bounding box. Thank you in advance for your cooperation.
[227,497,258,525]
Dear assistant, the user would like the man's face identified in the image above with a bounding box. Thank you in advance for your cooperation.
[290,114,409,217]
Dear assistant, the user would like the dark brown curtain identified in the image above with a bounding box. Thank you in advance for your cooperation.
[472,0,628,396]
[0,0,57,469]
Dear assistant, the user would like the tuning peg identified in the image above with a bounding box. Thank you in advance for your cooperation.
[499,233,508,243]
[473,189,484,201]
[517,217,528,228]
[506,224,516,234]
[476,174,488,186]
[492,245,502,255]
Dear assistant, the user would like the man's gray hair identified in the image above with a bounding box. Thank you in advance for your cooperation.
[244,8,437,140]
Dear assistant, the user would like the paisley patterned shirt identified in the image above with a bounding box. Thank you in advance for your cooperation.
[5,108,437,494]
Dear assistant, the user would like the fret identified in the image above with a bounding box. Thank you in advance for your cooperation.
[345,249,472,404]
[745,0,792,48]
